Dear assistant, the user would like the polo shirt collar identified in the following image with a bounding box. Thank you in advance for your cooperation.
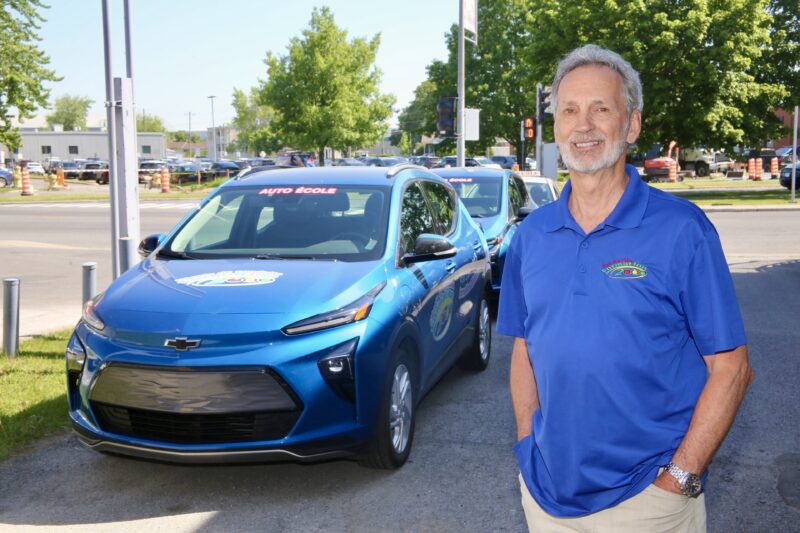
[543,164,649,233]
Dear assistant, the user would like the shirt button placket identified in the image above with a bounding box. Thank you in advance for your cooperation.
[575,238,589,295]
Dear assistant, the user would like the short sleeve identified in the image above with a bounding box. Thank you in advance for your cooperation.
[497,238,527,338]
[680,226,747,355]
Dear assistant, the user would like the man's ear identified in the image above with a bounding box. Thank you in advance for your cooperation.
[627,109,642,144]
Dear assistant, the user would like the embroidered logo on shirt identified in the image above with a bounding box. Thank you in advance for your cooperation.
[601,258,647,279]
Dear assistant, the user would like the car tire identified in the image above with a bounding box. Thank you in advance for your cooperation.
[695,163,709,177]
[359,342,417,469]
[458,290,492,371]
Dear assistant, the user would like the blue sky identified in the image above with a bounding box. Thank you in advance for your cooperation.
[34,1,455,131]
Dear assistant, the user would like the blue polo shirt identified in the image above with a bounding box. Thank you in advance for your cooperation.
[497,165,746,517]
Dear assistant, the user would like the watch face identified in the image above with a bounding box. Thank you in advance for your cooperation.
[685,476,703,497]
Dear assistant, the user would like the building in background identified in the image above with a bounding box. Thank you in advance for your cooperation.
[0,131,167,163]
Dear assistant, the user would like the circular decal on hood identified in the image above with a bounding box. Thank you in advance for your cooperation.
[430,286,455,341]
[175,270,283,287]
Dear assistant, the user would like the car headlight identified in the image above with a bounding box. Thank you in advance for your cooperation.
[282,282,386,335]
[82,293,106,331]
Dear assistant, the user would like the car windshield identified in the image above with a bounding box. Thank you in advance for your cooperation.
[442,175,502,217]
[166,184,389,261]
[526,182,555,206]
[141,162,163,169]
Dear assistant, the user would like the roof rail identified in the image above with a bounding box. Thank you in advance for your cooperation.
[234,165,293,180]
[385,163,426,178]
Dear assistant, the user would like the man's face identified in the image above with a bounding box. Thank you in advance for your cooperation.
[554,65,641,174]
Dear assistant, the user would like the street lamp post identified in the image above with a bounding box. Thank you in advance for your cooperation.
[208,95,216,161]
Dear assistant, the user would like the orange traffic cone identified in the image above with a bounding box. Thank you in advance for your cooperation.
[754,157,762,181]
[747,158,755,180]
[771,157,779,179]
[160,167,171,193]
[20,167,34,196]
[668,159,678,182]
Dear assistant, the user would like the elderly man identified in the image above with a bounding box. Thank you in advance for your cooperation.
[497,44,753,531]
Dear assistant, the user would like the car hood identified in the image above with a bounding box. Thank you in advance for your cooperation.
[96,257,386,335]
[475,214,507,240]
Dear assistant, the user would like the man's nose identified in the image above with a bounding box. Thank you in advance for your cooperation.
[573,109,594,132]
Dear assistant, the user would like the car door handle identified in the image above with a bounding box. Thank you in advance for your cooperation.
[444,260,457,273]
[472,240,482,251]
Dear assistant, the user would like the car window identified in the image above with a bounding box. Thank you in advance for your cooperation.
[526,182,554,206]
[423,181,456,236]
[507,175,523,218]
[168,185,389,261]
[443,175,502,218]
[399,182,437,255]
[513,176,531,206]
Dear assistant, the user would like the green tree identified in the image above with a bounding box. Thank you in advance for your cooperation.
[763,0,800,107]
[46,95,93,131]
[231,87,277,154]
[0,0,60,149]
[398,132,413,156]
[137,112,167,133]
[172,130,200,143]
[524,0,788,150]
[260,7,395,165]
[398,79,438,141]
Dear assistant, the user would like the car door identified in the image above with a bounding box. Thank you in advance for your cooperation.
[397,181,455,379]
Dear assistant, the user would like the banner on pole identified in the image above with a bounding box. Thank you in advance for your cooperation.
[463,0,478,43]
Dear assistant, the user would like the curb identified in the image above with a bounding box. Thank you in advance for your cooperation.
[700,204,800,213]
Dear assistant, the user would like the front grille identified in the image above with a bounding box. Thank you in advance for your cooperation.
[92,401,300,443]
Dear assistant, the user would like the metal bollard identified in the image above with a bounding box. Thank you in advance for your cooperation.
[82,262,97,305]
[3,278,20,356]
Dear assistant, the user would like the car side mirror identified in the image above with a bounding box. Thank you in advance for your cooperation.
[515,205,534,222]
[138,233,165,257]
[403,234,457,264]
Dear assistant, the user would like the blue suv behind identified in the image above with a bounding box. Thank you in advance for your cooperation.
[67,165,491,469]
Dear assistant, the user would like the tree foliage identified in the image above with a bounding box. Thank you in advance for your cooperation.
[46,95,93,131]
[763,0,800,107]
[524,0,788,150]
[172,130,200,143]
[0,0,60,149]
[136,112,167,133]
[260,7,395,165]
[231,87,280,155]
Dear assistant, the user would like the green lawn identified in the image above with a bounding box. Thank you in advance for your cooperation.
[0,330,72,462]
[672,188,796,205]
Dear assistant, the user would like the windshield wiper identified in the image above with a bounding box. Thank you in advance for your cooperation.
[254,254,316,260]
[156,249,195,260]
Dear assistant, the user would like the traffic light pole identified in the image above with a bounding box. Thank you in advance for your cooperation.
[535,83,543,173]
[456,0,466,167]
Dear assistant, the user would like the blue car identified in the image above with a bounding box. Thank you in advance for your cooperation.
[0,167,12,187]
[432,167,533,292]
[67,165,491,468]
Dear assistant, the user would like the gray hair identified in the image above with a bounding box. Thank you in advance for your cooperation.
[551,44,643,116]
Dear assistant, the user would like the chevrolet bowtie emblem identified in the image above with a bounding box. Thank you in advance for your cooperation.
[164,337,202,351]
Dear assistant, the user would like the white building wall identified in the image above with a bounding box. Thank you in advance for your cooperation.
[0,131,166,162]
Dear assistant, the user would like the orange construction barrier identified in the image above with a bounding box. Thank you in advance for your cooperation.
[511,162,520,171]
[197,171,201,185]
[754,157,762,181]
[20,167,34,196]
[56,167,66,187]
[160,167,171,193]
[668,159,678,183]
[747,158,755,180]
[771,157,779,178]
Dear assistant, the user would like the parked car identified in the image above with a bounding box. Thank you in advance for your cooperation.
[209,160,241,178]
[66,166,491,468]
[521,176,560,207]
[432,167,533,292]
[334,158,367,167]
[25,161,45,175]
[490,155,519,169]
[138,160,168,184]
[172,162,215,183]
[776,146,798,167]
[414,155,441,169]
[779,163,799,190]
[0,167,12,187]
[83,162,110,183]
[434,156,502,169]
[61,162,82,179]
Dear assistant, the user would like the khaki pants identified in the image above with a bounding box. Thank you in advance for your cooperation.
[519,474,706,532]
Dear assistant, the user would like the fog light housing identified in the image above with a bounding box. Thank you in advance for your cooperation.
[318,338,358,402]
[65,331,87,393]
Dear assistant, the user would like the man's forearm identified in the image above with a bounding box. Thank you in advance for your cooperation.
[510,337,540,440]
[656,345,753,494]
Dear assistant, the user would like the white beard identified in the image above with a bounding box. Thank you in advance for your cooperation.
[558,122,630,174]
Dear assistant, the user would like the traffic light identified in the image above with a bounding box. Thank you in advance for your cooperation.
[436,97,457,137]
[537,86,551,125]
[524,117,535,139]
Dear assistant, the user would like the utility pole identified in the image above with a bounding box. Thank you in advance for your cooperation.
[792,105,798,204]
[101,0,119,277]
[186,111,193,155]
[208,95,217,161]
[456,0,466,167]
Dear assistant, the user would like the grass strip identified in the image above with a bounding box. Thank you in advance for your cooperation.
[672,188,794,205]
[0,330,72,462]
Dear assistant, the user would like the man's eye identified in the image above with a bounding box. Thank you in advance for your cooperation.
[596,107,610,113]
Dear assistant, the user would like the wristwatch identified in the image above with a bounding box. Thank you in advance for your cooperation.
[665,462,703,498]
